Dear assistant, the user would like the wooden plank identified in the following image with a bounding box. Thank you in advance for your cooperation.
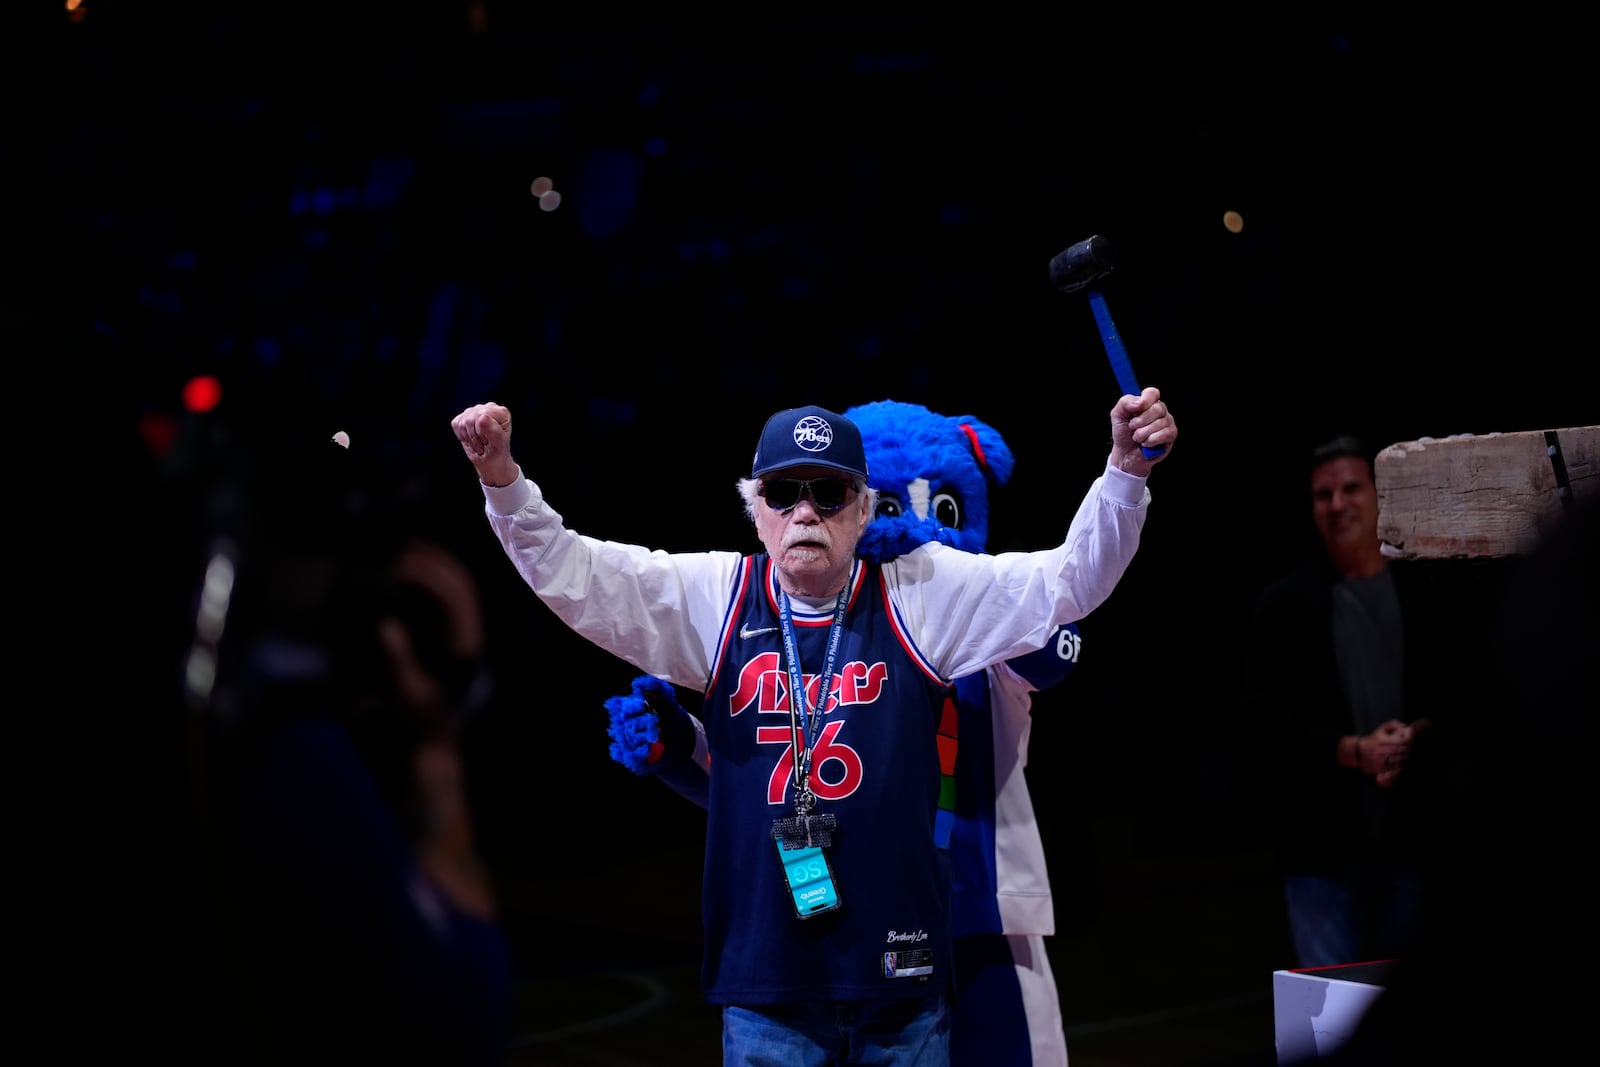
[1375,426,1600,560]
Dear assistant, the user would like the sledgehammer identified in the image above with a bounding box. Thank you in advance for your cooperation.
[1049,235,1165,459]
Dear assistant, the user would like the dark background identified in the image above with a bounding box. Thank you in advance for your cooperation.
[19,5,1594,1064]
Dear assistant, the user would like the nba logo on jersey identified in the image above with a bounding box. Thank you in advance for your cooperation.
[880,947,933,979]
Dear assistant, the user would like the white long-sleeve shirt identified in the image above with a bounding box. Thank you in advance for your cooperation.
[476,460,1151,691]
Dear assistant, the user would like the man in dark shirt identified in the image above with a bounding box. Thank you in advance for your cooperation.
[1240,435,1481,969]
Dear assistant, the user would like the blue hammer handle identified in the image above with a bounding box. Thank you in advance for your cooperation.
[1087,287,1165,459]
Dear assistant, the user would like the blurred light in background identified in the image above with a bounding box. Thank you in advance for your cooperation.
[183,374,223,413]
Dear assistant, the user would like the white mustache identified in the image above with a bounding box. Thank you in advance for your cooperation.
[783,530,831,551]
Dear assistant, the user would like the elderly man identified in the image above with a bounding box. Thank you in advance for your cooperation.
[451,391,1176,1066]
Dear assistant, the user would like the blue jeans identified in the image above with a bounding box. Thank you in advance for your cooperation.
[722,995,950,1066]
[1284,864,1424,968]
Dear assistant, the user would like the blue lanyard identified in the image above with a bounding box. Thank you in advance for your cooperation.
[776,566,851,798]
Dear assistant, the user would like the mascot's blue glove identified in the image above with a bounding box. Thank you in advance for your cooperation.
[604,675,711,809]
[604,674,696,773]
[856,514,960,565]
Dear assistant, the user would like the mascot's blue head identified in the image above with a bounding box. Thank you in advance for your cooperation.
[847,399,1015,562]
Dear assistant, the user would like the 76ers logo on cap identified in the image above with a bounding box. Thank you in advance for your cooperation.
[794,414,834,453]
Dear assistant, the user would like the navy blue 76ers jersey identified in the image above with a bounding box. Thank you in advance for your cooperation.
[698,554,955,1006]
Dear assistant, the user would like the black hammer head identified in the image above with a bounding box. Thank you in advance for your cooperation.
[1049,235,1116,293]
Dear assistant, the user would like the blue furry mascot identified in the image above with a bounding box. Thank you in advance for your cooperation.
[604,399,1084,1066]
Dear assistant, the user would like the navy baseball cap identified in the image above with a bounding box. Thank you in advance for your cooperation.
[751,405,869,481]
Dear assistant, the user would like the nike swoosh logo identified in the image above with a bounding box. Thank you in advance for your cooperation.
[740,625,779,639]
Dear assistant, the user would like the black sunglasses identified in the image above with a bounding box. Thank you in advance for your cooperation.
[761,476,856,513]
